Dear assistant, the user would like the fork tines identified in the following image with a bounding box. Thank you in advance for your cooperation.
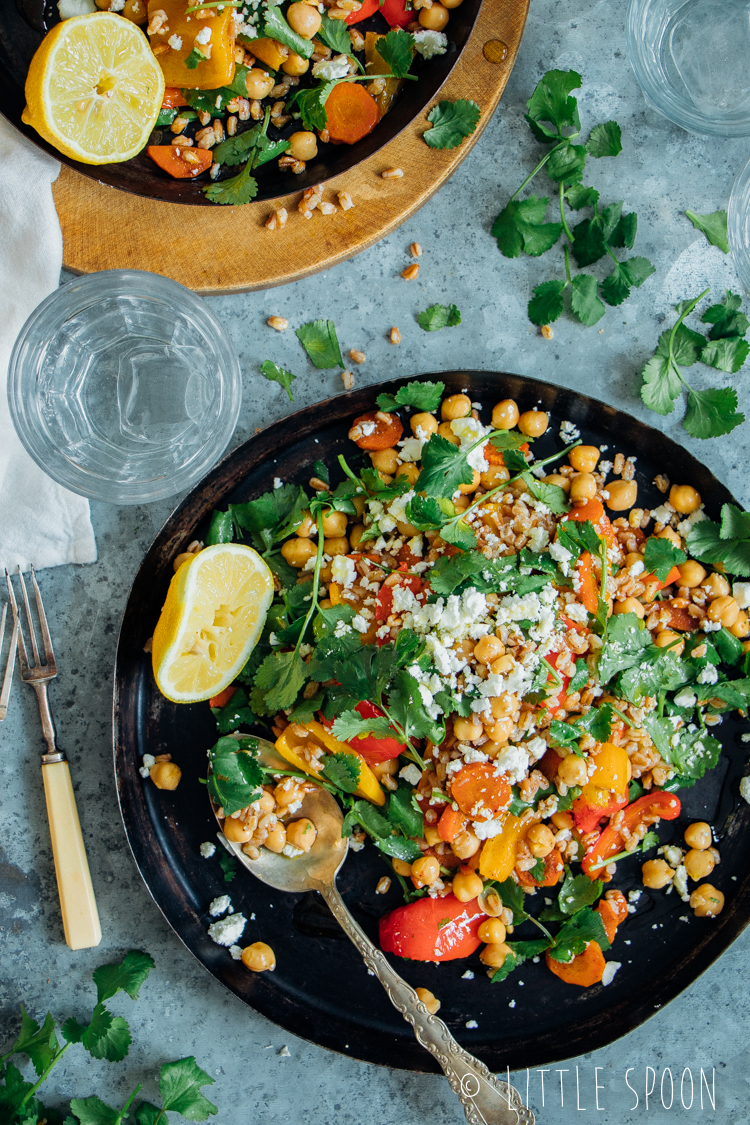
[4,567,56,685]
[0,601,19,722]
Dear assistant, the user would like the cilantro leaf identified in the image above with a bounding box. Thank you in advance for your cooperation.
[528,279,566,325]
[211,119,288,169]
[522,474,570,513]
[570,214,608,267]
[375,379,445,413]
[683,386,744,439]
[440,518,478,550]
[253,650,308,712]
[722,503,750,539]
[159,1056,218,1120]
[525,69,582,136]
[557,870,603,915]
[260,360,296,401]
[261,3,314,57]
[318,12,354,54]
[346,799,423,861]
[608,211,638,249]
[415,433,475,496]
[375,29,414,79]
[685,208,729,253]
[231,482,307,551]
[491,938,551,982]
[203,162,258,206]
[492,197,563,258]
[218,849,237,882]
[427,552,490,596]
[332,710,396,741]
[387,783,424,839]
[712,626,744,665]
[424,98,480,149]
[643,536,686,582]
[597,612,650,683]
[640,353,683,416]
[213,685,255,734]
[296,319,344,368]
[566,184,599,210]
[8,1008,58,1076]
[82,1004,131,1063]
[600,256,655,306]
[702,291,749,339]
[286,83,335,132]
[69,1095,120,1125]
[207,736,263,816]
[647,719,722,782]
[416,303,462,331]
[387,668,446,745]
[700,336,750,374]
[93,951,155,1005]
[205,510,233,546]
[686,511,750,576]
[586,120,622,157]
[548,905,610,962]
[492,877,528,924]
[545,141,587,185]
[320,751,362,794]
[570,273,605,326]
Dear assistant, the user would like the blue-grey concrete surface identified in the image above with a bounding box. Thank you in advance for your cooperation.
[3,0,750,1121]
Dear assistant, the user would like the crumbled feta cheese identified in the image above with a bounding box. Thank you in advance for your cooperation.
[361,421,376,436]
[207,913,246,946]
[598,460,613,476]
[143,754,156,768]
[465,1019,478,1029]
[652,502,675,524]
[312,54,351,80]
[508,1000,516,1008]
[349,835,365,852]
[628,560,645,577]
[734,582,750,609]
[282,843,305,858]
[740,776,750,805]
[628,888,642,903]
[697,663,719,685]
[559,420,580,444]
[195,26,212,44]
[462,970,475,979]
[58,0,97,15]
[473,816,509,840]
[399,763,422,786]
[601,961,621,986]
[200,842,217,858]
[168,34,183,49]
[351,614,369,633]
[229,944,243,960]
[412,28,448,58]
[398,436,425,462]
[663,845,683,868]
[273,476,283,489]
[331,553,357,588]
[139,766,151,778]
[209,894,232,916]
[674,688,697,708]
[673,865,690,901]
[525,737,547,763]
[676,507,707,538]
[490,744,529,785]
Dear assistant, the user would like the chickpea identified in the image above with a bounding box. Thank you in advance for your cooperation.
[569,445,600,473]
[244,68,275,99]
[349,524,365,549]
[703,572,731,598]
[625,551,645,568]
[669,484,701,514]
[731,610,750,638]
[286,1,321,37]
[690,884,724,917]
[122,0,147,21]
[287,131,317,162]
[441,0,463,8]
[657,526,682,548]
[282,51,310,76]
[286,817,317,852]
[223,815,254,842]
[684,848,716,881]
[479,942,512,968]
[452,870,484,902]
[642,858,673,889]
[321,508,347,537]
[569,473,597,503]
[418,3,449,29]
[484,720,513,747]
[412,855,440,886]
[264,823,287,853]
[457,469,481,495]
[441,394,472,421]
[396,462,420,485]
[453,494,470,512]
[352,494,366,517]
[551,810,574,831]
[614,597,646,619]
[474,635,505,664]
[415,987,441,1015]
[480,465,510,489]
[423,825,442,847]
[370,447,399,474]
[241,941,276,972]
[678,559,707,589]
[557,754,588,788]
[518,409,548,438]
[392,857,412,876]
[452,829,480,860]
[453,716,483,742]
[526,823,556,858]
[491,399,519,430]
[543,473,570,492]
[274,779,304,807]
[257,789,276,815]
[411,412,439,438]
[324,536,349,557]
[295,510,317,538]
[654,629,685,655]
[707,595,740,628]
[149,761,181,790]
[477,918,507,944]
[281,536,317,567]
[684,821,712,850]
[606,479,638,511]
[488,653,514,676]
[437,421,461,446]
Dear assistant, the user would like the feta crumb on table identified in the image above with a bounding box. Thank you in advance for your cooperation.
[209,894,232,917]
[208,913,247,947]
[200,842,216,858]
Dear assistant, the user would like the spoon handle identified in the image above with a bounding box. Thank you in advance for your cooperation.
[319,883,534,1125]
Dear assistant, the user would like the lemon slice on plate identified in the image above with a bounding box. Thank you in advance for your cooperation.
[152,544,274,704]
[22,12,165,165]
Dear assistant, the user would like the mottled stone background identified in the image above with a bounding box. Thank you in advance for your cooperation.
[2,0,750,1120]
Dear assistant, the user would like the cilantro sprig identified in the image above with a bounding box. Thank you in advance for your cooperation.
[375,379,445,413]
[686,502,750,576]
[204,109,289,205]
[491,69,654,327]
[417,303,462,331]
[296,319,344,369]
[424,98,480,150]
[686,207,729,253]
[640,289,747,438]
[260,360,297,401]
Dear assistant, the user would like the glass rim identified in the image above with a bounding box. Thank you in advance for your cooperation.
[7,269,243,505]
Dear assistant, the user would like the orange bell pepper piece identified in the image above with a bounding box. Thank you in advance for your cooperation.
[546,942,606,987]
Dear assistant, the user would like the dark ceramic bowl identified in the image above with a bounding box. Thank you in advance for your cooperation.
[0,0,482,204]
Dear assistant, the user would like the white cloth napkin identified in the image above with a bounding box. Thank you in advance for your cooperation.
[0,116,97,573]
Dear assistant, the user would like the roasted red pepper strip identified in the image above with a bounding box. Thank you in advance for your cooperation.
[572,791,628,836]
[379,894,486,962]
[378,0,413,28]
[582,792,681,877]
[347,699,405,763]
[346,0,380,21]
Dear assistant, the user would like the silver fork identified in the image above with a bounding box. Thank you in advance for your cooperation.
[0,604,19,722]
[6,567,101,950]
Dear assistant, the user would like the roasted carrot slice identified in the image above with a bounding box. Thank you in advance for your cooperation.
[567,497,616,546]
[450,762,511,818]
[575,551,599,614]
[209,685,237,710]
[437,805,466,842]
[597,890,628,944]
[546,942,606,987]
[325,82,380,145]
[517,846,564,887]
[148,145,212,179]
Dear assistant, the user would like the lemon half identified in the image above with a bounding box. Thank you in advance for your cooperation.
[152,544,274,704]
[22,12,165,165]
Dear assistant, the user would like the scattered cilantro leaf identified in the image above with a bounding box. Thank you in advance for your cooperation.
[285,82,335,131]
[416,303,462,331]
[570,273,605,326]
[424,98,480,149]
[375,29,414,79]
[640,352,683,416]
[254,649,309,712]
[159,1056,218,1120]
[387,783,424,839]
[82,1005,131,1063]
[205,510,233,546]
[69,1095,121,1125]
[685,208,729,253]
[296,319,344,368]
[586,120,622,157]
[686,505,750,576]
[702,290,749,339]
[643,537,686,582]
[260,360,296,401]
[548,906,610,962]
[528,279,566,325]
[375,379,445,413]
[700,336,750,374]
[185,47,208,69]
[93,952,155,1006]
[566,184,599,210]
[597,612,651,684]
[684,386,744,439]
[491,939,551,982]
[7,1009,59,1076]
[332,709,396,742]
[218,849,237,883]
[203,161,258,206]
[557,870,603,915]
[318,12,354,54]
[492,197,563,259]
[546,141,587,185]
[525,69,582,136]
[600,256,655,306]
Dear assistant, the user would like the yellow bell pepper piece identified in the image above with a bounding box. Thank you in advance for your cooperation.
[147,0,235,91]
[590,741,630,796]
[478,814,523,883]
[364,32,404,118]
[251,37,290,71]
[275,719,385,806]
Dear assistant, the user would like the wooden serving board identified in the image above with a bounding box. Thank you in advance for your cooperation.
[53,0,529,295]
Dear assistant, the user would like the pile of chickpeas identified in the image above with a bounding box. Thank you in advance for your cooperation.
[642,821,724,917]
[222,778,319,859]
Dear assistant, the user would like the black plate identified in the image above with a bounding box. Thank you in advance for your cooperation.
[0,0,482,205]
[114,371,750,1072]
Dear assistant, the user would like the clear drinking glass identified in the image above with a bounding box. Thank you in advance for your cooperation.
[627,0,750,137]
[728,155,750,294]
[8,270,242,505]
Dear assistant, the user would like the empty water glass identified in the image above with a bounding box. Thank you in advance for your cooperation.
[627,0,750,136]
[8,270,242,504]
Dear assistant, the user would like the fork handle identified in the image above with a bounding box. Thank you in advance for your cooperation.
[42,759,101,949]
